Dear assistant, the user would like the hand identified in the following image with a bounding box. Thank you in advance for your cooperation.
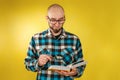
[55,68,78,76]
[38,54,52,66]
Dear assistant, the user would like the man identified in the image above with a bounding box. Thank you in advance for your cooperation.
[24,4,86,80]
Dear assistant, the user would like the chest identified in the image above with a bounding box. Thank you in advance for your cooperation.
[35,37,77,65]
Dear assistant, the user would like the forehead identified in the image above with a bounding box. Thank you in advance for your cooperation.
[48,8,65,19]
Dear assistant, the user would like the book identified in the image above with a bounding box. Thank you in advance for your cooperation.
[48,65,71,72]
[48,60,87,72]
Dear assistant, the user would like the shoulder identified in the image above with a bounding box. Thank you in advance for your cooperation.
[65,31,80,40]
[32,29,48,39]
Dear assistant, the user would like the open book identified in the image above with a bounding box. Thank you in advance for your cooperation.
[48,60,87,72]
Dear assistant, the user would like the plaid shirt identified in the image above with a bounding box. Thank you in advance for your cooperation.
[24,28,86,80]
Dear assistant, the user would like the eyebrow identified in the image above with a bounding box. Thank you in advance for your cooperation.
[48,16,65,20]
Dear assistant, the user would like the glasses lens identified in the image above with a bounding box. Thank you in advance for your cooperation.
[48,17,65,24]
[50,19,57,24]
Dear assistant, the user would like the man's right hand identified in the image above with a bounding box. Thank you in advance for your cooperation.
[38,54,52,66]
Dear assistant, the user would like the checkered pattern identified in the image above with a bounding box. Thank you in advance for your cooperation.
[24,28,86,80]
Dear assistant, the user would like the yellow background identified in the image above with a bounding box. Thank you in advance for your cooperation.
[0,0,120,80]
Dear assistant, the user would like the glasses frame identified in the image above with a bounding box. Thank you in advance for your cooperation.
[47,16,65,25]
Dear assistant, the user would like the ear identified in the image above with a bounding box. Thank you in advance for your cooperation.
[46,16,49,21]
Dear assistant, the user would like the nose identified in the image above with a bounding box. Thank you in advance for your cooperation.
[55,22,60,27]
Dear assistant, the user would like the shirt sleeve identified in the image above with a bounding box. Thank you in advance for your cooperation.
[72,38,86,78]
[24,36,42,72]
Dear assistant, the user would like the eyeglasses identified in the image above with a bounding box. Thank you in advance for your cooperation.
[47,16,65,24]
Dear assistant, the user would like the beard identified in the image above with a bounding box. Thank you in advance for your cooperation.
[50,26,62,33]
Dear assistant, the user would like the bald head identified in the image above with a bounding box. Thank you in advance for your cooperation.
[47,4,65,19]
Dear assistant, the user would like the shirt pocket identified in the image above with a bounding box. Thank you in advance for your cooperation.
[38,47,51,56]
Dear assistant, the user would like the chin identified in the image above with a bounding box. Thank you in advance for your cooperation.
[53,28,61,33]
[50,26,62,33]
[53,29,60,33]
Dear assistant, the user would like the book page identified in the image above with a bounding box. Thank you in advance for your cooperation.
[48,60,87,72]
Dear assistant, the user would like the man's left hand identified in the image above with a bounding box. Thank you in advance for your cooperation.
[55,68,78,76]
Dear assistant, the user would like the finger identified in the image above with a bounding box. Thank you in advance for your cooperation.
[61,71,68,74]
[61,70,77,76]
[54,70,61,74]
[38,56,48,66]
[40,54,52,61]
[39,61,45,66]
[58,71,68,75]
[43,57,48,61]
[61,72,69,76]
[39,59,47,65]
[44,55,52,61]
[71,68,77,73]
[55,71,71,76]
[67,70,77,76]
[56,71,64,75]
[42,58,49,64]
